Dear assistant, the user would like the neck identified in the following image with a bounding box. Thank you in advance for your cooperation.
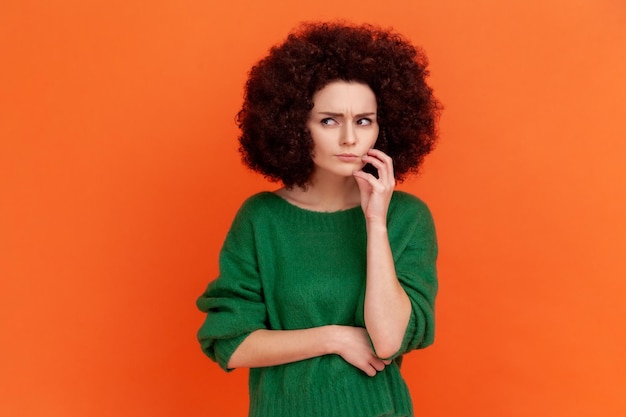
[280,173,361,212]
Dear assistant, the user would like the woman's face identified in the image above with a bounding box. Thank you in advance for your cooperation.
[306,81,379,180]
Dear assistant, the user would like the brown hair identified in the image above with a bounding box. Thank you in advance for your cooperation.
[237,21,441,188]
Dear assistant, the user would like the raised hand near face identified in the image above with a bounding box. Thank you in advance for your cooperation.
[352,149,396,224]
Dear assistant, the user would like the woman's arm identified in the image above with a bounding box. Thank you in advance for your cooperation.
[362,222,411,359]
[353,149,412,359]
[228,325,390,376]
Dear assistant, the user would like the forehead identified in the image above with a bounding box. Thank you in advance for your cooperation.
[311,81,377,111]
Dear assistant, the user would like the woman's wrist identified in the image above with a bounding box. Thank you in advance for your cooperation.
[323,325,342,355]
[365,219,388,234]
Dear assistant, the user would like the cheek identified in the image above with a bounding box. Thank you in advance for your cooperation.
[311,130,334,150]
[370,128,380,147]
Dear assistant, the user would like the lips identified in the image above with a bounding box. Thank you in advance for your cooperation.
[336,153,359,162]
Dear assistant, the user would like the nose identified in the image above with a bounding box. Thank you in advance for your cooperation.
[341,123,357,146]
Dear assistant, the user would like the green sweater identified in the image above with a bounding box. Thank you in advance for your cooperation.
[197,191,438,417]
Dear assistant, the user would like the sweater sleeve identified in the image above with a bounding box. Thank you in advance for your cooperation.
[387,195,438,358]
[196,203,267,371]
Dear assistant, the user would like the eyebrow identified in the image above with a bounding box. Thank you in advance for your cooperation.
[317,111,377,118]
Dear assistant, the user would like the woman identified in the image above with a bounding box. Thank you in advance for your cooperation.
[197,21,441,417]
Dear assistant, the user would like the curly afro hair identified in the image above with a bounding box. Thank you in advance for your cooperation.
[237,21,441,188]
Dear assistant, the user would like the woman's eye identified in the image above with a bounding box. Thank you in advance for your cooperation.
[321,118,338,126]
[357,118,372,126]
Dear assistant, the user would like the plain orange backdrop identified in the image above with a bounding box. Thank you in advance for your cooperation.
[1,0,625,416]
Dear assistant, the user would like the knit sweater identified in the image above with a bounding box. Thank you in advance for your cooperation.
[196,191,438,417]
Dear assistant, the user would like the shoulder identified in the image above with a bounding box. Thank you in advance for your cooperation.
[389,190,433,221]
[224,192,280,237]
[388,191,438,250]
[388,191,436,239]
[239,191,277,209]
[233,191,281,218]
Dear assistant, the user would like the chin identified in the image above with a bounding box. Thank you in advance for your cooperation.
[313,163,363,180]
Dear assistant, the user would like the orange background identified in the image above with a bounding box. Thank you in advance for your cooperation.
[2,0,625,416]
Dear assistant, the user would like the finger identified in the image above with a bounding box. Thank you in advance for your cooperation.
[367,148,393,164]
[352,170,379,187]
[361,157,386,182]
[382,359,392,365]
[372,150,394,183]
[353,171,387,198]
[354,170,388,195]
[362,152,394,185]
[364,366,377,377]
[372,360,386,372]
[361,154,385,172]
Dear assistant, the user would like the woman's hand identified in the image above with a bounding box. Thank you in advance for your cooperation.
[353,149,412,359]
[352,149,395,224]
[330,325,391,377]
